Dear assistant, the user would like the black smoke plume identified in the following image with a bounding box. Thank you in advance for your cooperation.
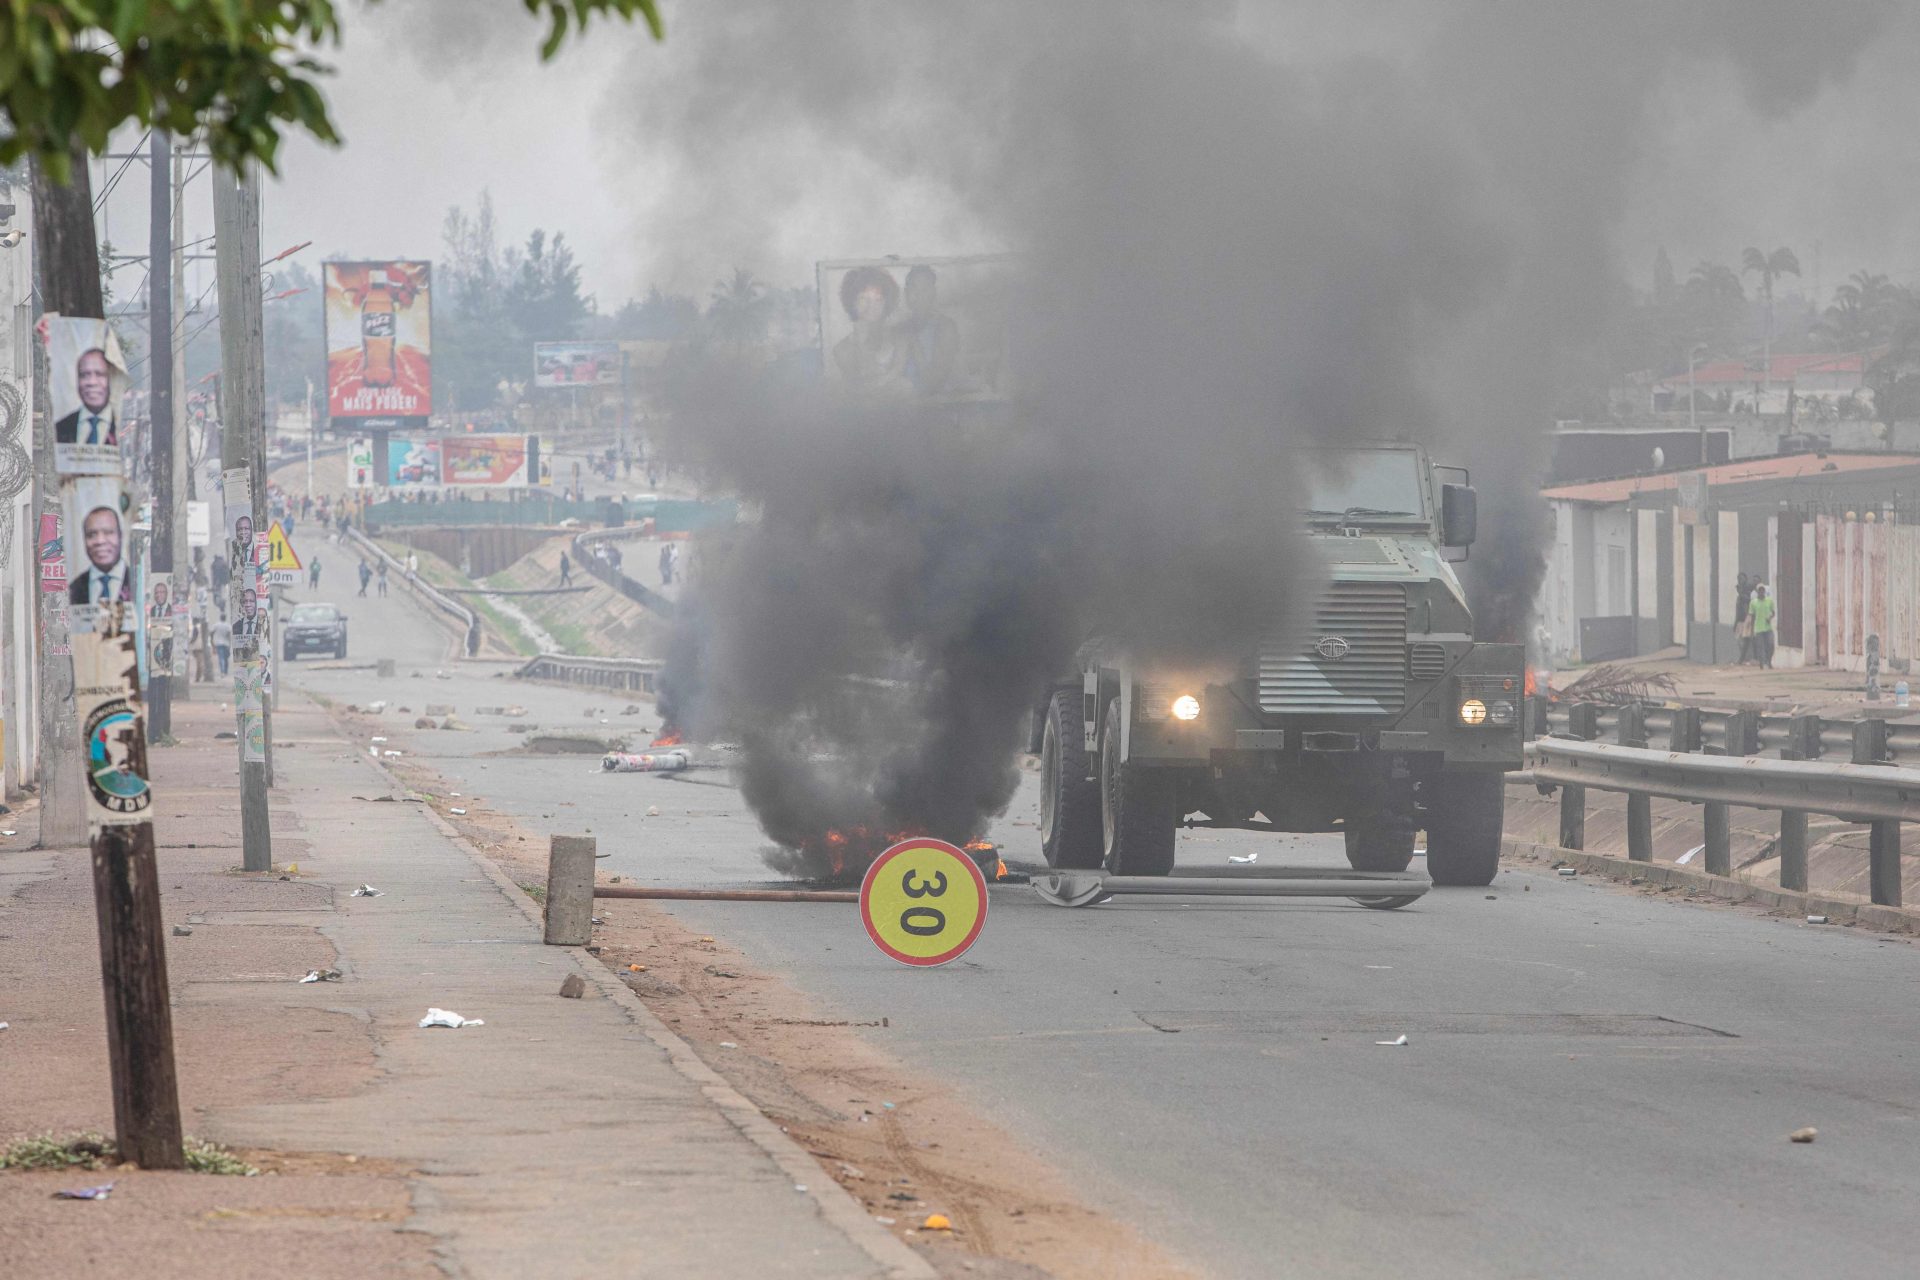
[637,1,1890,877]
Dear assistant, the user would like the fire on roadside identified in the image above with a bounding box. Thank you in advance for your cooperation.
[650,730,684,747]
[796,830,1004,882]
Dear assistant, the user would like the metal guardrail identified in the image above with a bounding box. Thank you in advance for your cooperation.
[571,528,676,617]
[343,526,481,656]
[516,651,662,693]
[1524,698,1911,907]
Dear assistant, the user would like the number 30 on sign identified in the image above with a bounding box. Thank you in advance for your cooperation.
[860,838,989,967]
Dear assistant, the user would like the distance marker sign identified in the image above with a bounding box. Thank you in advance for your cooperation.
[860,838,988,967]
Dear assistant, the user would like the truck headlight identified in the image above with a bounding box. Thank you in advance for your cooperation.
[1487,699,1515,726]
[1171,694,1201,721]
[1458,697,1488,726]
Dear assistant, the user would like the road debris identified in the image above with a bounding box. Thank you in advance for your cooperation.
[1789,1127,1818,1143]
[923,1213,952,1231]
[1558,867,1577,877]
[646,806,660,817]
[450,807,468,815]
[1807,915,1829,924]
[171,925,192,937]
[1376,1034,1409,1046]
[352,884,385,897]
[719,1041,738,1048]
[1228,853,1258,865]
[1676,844,1706,866]
[419,1007,484,1028]
[602,749,691,773]
[558,974,586,999]
[300,968,343,983]
[52,1183,114,1200]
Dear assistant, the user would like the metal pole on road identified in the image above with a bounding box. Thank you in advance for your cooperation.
[148,131,174,740]
[213,164,271,870]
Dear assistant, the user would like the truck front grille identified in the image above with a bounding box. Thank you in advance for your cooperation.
[1258,583,1407,716]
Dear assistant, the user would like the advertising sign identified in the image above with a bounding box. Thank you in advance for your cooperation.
[443,434,537,488]
[187,500,211,548]
[38,513,64,593]
[816,255,1014,403]
[533,341,619,389]
[386,438,441,488]
[324,261,432,419]
[347,437,376,488]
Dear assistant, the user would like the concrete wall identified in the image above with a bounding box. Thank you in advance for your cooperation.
[384,526,556,579]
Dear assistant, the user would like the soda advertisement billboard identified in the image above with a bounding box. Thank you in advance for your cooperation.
[816,255,1014,403]
[325,261,432,419]
[443,435,538,488]
[385,438,441,488]
[533,341,620,389]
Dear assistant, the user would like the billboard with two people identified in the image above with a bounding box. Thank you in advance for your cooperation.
[816,255,1013,403]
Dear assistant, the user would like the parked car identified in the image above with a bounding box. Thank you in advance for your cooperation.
[283,602,348,661]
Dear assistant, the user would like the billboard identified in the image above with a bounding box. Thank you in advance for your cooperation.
[816,255,1013,403]
[325,261,432,419]
[534,340,620,389]
[386,438,441,488]
[444,434,538,488]
[346,437,376,489]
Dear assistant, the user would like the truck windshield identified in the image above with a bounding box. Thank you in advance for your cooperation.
[1300,450,1426,522]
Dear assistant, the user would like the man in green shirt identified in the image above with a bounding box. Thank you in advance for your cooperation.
[1749,583,1776,669]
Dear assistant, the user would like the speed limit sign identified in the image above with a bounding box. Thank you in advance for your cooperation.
[860,838,989,967]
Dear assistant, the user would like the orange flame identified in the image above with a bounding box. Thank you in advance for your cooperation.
[650,731,684,747]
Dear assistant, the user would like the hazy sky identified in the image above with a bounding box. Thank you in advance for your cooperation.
[90,2,1920,312]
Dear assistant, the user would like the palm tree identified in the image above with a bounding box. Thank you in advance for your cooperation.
[1742,246,1800,390]
[706,268,770,351]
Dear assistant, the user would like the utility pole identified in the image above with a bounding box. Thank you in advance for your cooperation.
[34,143,185,1170]
[169,146,191,703]
[30,153,88,849]
[148,133,174,738]
[213,164,271,868]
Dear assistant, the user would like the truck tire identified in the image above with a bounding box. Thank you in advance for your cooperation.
[1100,700,1177,876]
[1423,770,1505,886]
[1039,692,1102,869]
[1343,812,1415,873]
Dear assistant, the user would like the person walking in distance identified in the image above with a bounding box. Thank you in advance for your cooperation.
[658,541,674,587]
[357,560,372,597]
[1733,571,1755,665]
[376,560,389,597]
[406,550,419,583]
[558,551,573,588]
[212,615,232,676]
[308,555,322,591]
[1749,583,1776,669]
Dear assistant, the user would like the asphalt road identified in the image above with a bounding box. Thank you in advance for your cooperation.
[287,571,1920,1279]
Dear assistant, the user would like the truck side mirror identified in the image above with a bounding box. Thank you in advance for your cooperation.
[1441,483,1477,548]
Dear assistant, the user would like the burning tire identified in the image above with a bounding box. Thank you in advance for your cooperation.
[1039,691,1102,869]
[1099,700,1177,876]
[1422,770,1505,886]
[1343,810,1415,872]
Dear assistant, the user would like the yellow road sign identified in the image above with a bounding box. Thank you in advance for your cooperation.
[266,520,303,571]
[860,838,988,967]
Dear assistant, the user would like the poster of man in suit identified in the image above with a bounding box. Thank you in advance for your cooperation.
[43,316,127,476]
[64,476,132,620]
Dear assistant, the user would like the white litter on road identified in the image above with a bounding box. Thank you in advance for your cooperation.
[450,807,467,815]
[351,884,384,897]
[1376,1034,1409,1046]
[420,1007,484,1029]
[299,968,342,983]
[1676,844,1706,866]
[1228,853,1258,865]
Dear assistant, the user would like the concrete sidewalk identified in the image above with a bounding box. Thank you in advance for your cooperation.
[0,694,927,1279]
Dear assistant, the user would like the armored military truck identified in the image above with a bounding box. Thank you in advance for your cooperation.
[1033,442,1522,887]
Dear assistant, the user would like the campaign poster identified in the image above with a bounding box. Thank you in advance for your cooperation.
[234,658,267,763]
[443,434,535,487]
[43,315,128,476]
[63,475,132,630]
[38,513,64,593]
[816,255,1014,403]
[147,572,173,674]
[386,438,441,488]
[72,628,152,827]
[324,261,432,419]
[347,437,376,488]
[533,341,619,389]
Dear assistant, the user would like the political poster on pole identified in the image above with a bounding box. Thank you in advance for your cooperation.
[44,317,128,476]
[234,657,267,764]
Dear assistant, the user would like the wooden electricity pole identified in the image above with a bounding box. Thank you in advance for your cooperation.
[213,163,272,869]
[148,132,175,738]
[35,144,184,1170]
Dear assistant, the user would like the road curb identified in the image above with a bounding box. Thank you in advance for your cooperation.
[332,696,936,1280]
[1503,837,1920,935]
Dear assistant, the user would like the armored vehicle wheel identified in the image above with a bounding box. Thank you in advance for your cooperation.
[1343,811,1415,873]
[1423,770,1505,886]
[1099,700,1177,876]
[1040,692,1103,869]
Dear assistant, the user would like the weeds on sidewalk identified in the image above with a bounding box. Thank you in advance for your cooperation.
[1,1132,258,1176]
[519,881,548,904]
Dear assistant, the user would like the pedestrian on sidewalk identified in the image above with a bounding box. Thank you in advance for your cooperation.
[212,616,232,675]
[309,556,322,591]
[377,560,389,597]
[357,560,372,597]
[1734,571,1755,664]
[559,551,573,587]
[1749,583,1776,669]
[658,541,674,587]
[406,550,419,583]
